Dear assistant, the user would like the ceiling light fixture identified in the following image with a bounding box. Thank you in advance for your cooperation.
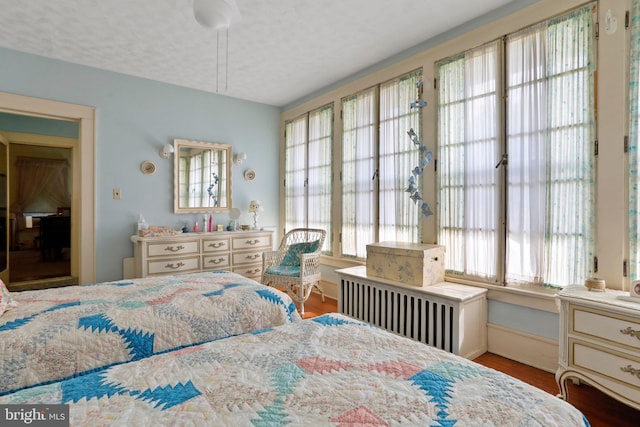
[193,0,241,93]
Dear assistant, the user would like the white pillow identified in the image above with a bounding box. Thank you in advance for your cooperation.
[0,279,18,316]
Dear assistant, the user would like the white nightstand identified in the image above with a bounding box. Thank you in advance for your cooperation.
[556,285,640,411]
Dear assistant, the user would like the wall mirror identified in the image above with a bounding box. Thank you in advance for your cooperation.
[174,138,232,213]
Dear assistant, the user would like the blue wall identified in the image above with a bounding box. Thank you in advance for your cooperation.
[0,112,79,138]
[0,47,281,283]
[488,300,559,340]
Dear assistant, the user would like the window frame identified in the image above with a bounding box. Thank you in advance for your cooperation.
[340,69,424,259]
[435,3,597,289]
[283,103,334,254]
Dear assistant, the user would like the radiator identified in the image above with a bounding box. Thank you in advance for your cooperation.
[338,268,488,358]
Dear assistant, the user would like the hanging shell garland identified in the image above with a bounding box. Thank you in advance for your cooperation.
[406,80,433,219]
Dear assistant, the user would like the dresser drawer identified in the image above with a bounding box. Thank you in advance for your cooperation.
[233,264,263,279]
[147,256,200,275]
[132,231,273,279]
[232,235,271,250]
[570,339,640,391]
[203,254,230,270]
[147,240,199,257]
[232,250,263,265]
[571,305,640,351]
[202,238,230,253]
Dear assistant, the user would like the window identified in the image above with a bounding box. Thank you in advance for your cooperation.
[438,43,500,281]
[437,4,596,288]
[179,149,225,208]
[284,104,333,252]
[341,87,376,258]
[341,70,423,258]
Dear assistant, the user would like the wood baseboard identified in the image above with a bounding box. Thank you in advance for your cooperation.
[318,279,337,300]
[488,323,558,373]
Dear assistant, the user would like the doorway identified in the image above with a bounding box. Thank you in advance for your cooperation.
[0,91,96,290]
[7,143,73,284]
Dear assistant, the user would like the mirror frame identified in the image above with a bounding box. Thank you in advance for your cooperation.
[173,138,232,214]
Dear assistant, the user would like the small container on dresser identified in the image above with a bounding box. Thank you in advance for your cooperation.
[131,230,272,281]
[556,285,640,411]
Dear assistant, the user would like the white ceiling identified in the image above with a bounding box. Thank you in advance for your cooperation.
[0,0,524,107]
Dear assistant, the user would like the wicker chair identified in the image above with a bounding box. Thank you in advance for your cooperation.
[261,228,326,316]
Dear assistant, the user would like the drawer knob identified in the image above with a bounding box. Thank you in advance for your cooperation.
[246,254,260,260]
[621,365,640,380]
[620,326,640,341]
[209,258,225,264]
[165,245,185,252]
[208,242,224,248]
[246,239,259,245]
[165,262,185,269]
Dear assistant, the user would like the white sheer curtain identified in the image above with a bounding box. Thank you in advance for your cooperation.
[307,105,333,252]
[188,152,204,207]
[284,115,308,231]
[379,71,422,243]
[437,42,500,282]
[183,150,223,208]
[13,157,71,213]
[342,88,376,258]
[437,5,595,288]
[506,6,595,287]
[506,24,548,283]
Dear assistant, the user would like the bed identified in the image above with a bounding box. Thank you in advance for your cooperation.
[0,271,301,395]
[0,313,589,426]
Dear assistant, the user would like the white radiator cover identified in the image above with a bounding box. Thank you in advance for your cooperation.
[337,266,488,359]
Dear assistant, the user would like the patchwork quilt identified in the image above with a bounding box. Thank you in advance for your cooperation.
[0,314,589,426]
[0,271,300,395]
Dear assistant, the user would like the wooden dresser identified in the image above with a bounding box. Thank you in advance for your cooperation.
[131,230,272,281]
[556,285,640,411]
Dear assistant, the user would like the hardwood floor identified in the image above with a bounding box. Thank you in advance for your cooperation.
[474,353,639,427]
[305,292,640,427]
[299,290,338,319]
[10,249,70,282]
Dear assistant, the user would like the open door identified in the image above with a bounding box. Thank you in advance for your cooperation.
[0,134,8,284]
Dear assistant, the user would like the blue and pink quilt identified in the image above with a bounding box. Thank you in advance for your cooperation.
[0,313,589,426]
[0,271,300,395]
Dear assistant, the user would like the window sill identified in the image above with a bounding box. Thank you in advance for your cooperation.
[320,255,365,269]
[320,257,561,313]
[445,276,560,313]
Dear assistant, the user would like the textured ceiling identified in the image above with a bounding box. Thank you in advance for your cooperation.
[0,0,521,107]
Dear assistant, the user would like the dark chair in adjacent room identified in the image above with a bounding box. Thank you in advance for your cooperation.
[40,212,70,261]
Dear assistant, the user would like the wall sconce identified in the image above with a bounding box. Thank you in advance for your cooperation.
[159,143,174,160]
[234,152,247,165]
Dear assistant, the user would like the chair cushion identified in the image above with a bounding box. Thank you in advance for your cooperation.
[265,265,301,277]
[280,240,320,267]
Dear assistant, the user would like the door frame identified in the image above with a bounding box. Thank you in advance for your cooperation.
[0,92,96,284]
[0,134,7,284]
